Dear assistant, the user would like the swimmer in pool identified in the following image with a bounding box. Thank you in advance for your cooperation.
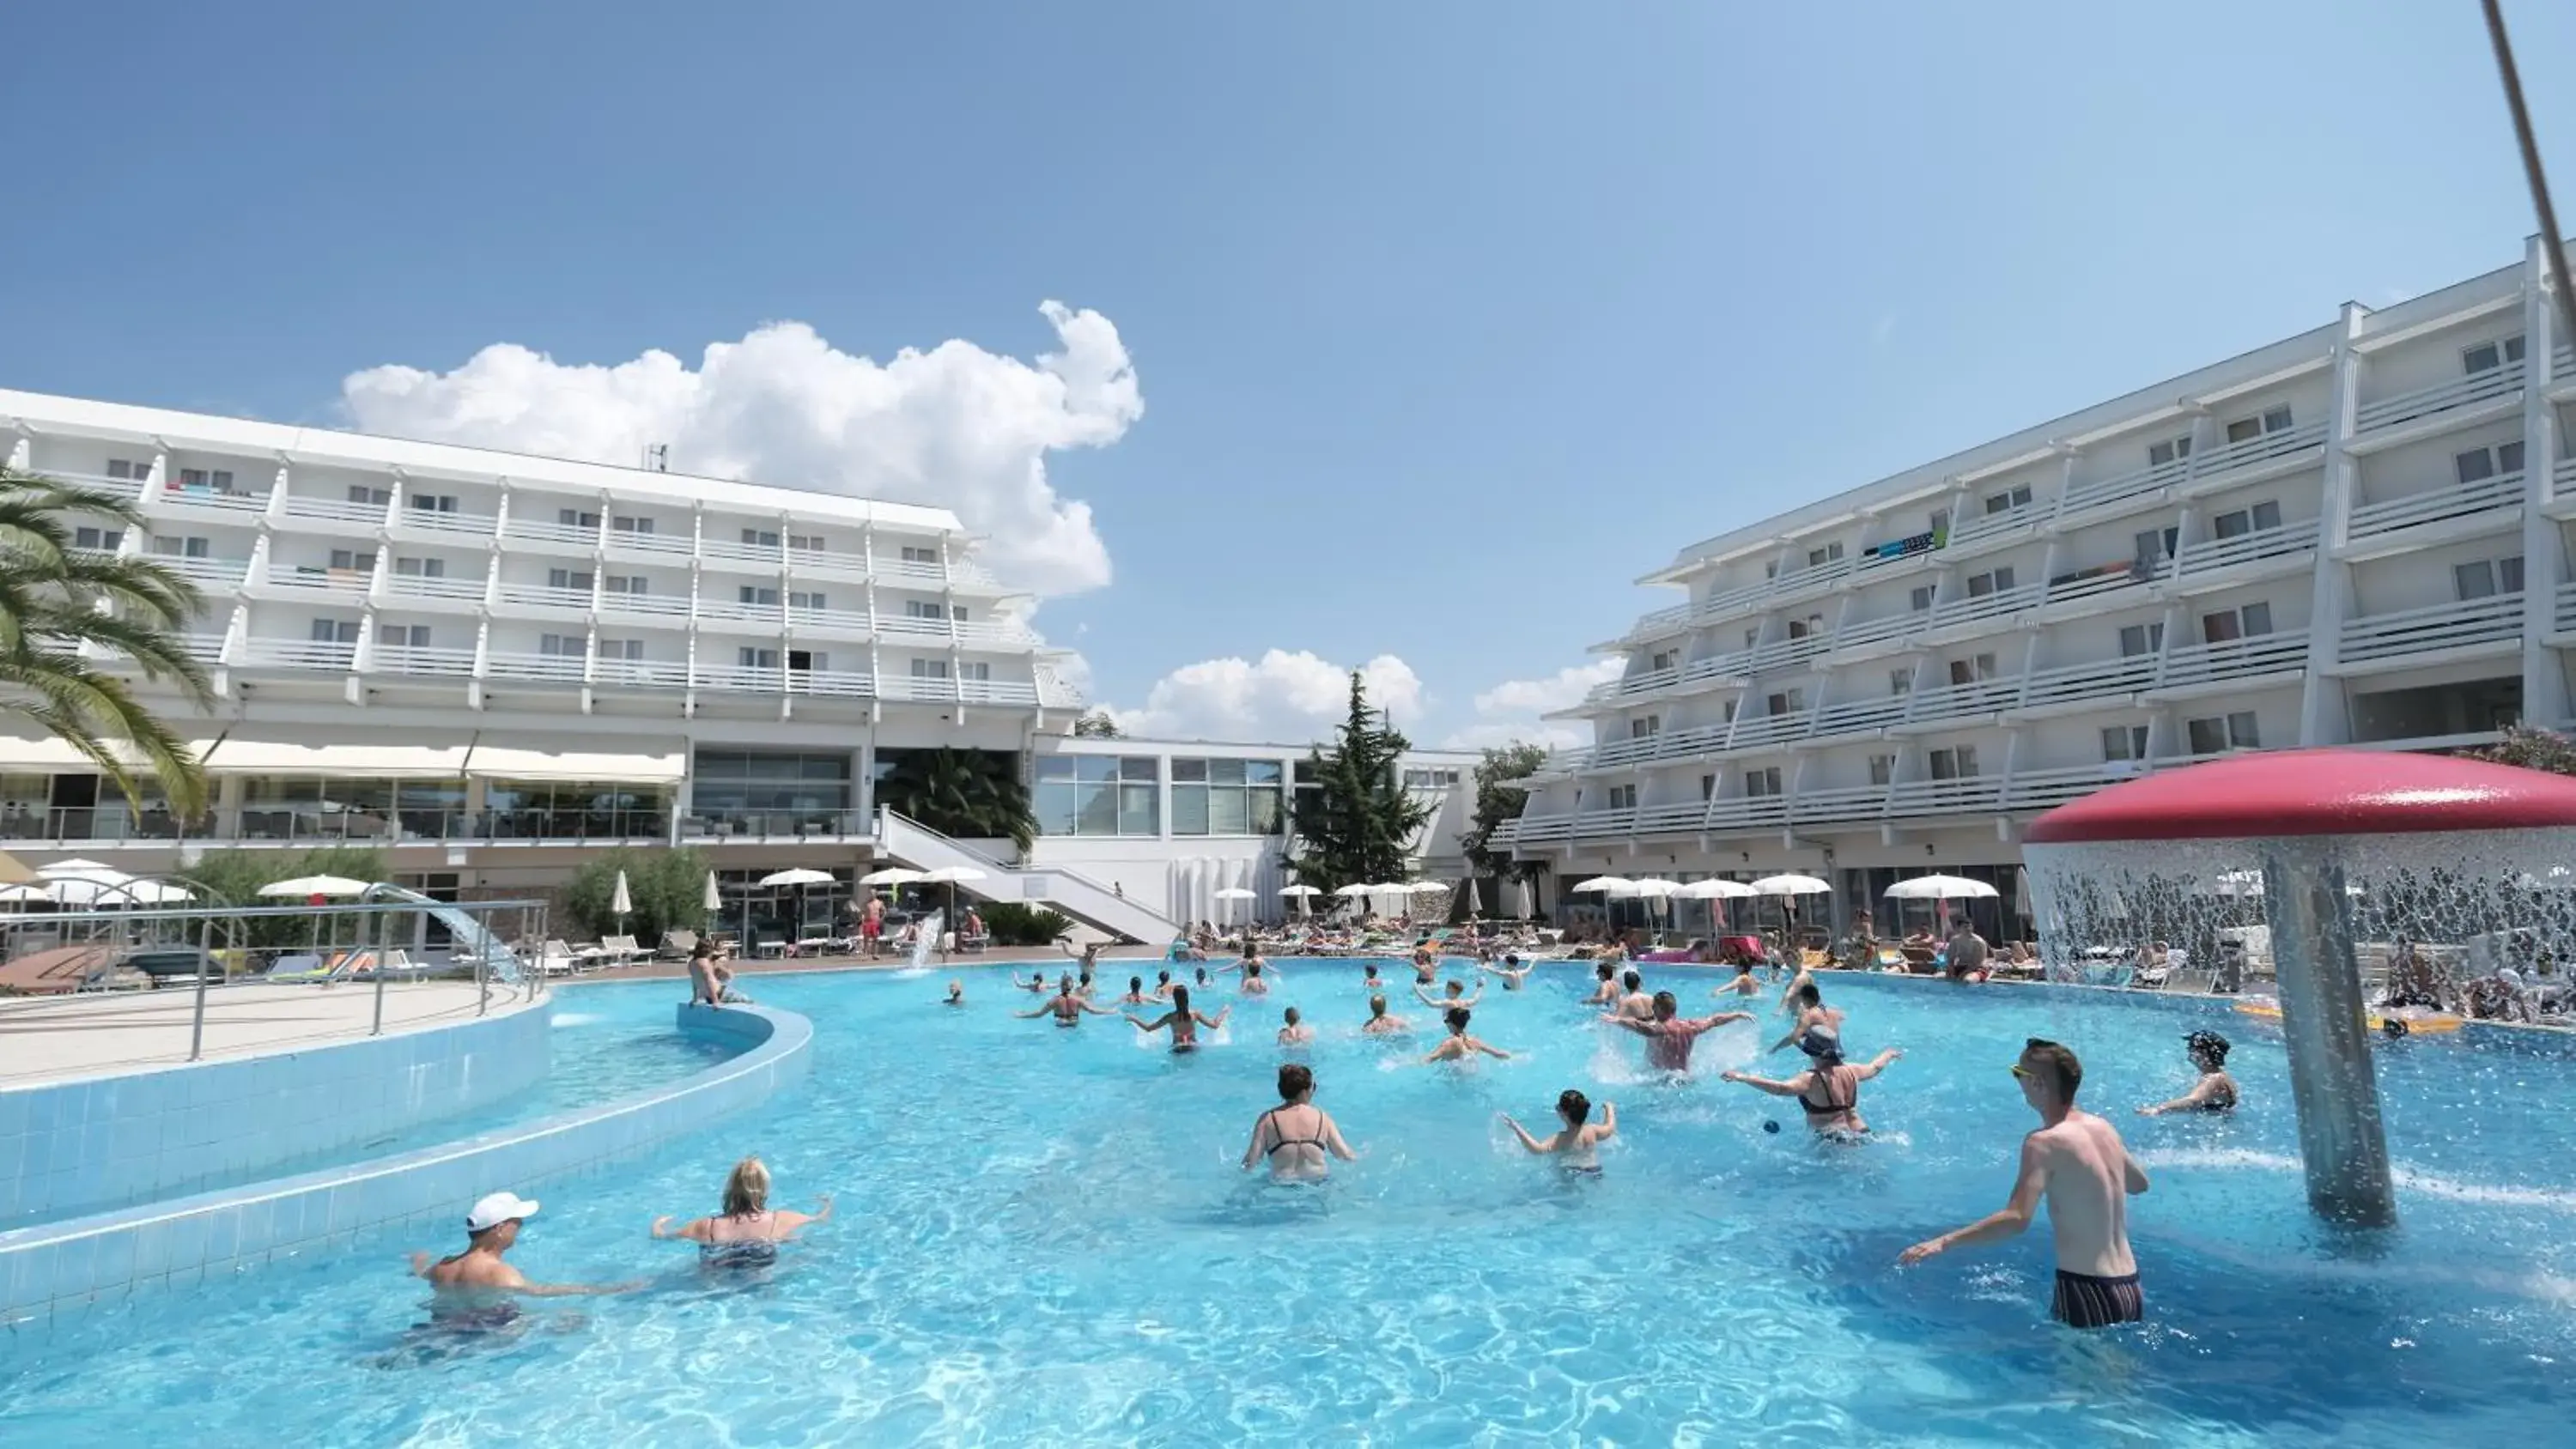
[941,979,965,1008]
[1583,961,1621,1006]
[1716,961,1763,999]
[1241,961,1273,996]
[1503,1089,1617,1173]
[1614,969,1655,1022]
[1361,994,1410,1035]
[1012,971,1052,995]
[1900,1038,2149,1331]
[1242,1063,1358,1180]
[1479,953,1534,990]
[1602,991,1753,1072]
[1778,960,1817,1017]
[1075,970,1097,999]
[1412,942,1438,983]
[1771,981,1844,1057]
[650,1156,832,1270]
[1194,967,1212,990]
[1423,1005,1511,1064]
[1415,976,1484,1011]
[1277,1005,1315,1046]
[410,1191,637,1325]
[1362,963,1386,991]
[2138,1031,2240,1117]
[1127,985,1230,1052]
[1152,969,1176,1000]
[1019,975,1116,1025]
[1115,975,1151,1005]
[1722,1037,1902,1136]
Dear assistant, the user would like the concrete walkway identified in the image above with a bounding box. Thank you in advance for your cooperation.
[0,980,538,1086]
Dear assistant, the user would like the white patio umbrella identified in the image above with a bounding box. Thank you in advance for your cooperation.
[257,875,372,899]
[1677,876,1756,933]
[1280,882,1320,918]
[760,867,840,943]
[918,864,988,931]
[703,870,723,936]
[859,866,926,886]
[1213,885,1258,927]
[1884,875,1999,900]
[0,882,49,905]
[1751,873,1832,941]
[611,869,634,940]
[1464,877,1483,917]
[1571,875,1637,894]
[1628,878,1683,896]
[1513,876,1534,920]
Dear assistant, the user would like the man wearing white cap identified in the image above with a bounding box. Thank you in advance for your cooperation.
[409,1191,636,1321]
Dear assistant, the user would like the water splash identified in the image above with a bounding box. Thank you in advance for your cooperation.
[890,911,945,979]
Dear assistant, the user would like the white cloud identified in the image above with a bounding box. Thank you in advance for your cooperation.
[340,301,1139,597]
[1438,660,1621,752]
[1104,650,1426,743]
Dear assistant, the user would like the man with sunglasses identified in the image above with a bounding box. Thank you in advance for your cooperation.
[1899,1038,2150,1330]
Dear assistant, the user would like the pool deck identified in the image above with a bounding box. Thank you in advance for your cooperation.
[0,981,538,1088]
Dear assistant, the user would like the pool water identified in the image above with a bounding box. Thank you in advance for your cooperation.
[3,962,2573,1446]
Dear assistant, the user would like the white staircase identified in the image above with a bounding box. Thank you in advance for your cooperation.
[875,809,1181,945]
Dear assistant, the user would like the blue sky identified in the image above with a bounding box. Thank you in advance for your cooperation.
[5,2,2573,747]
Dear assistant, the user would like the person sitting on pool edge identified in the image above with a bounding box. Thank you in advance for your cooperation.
[651,1156,834,1270]
[1722,1033,1901,1137]
[1242,1063,1358,1180]
[2138,1031,2239,1116]
[1126,985,1230,1052]
[1603,991,1754,1073]
[1361,994,1409,1035]
[1424,1005,1510,1064]
[1901,1038,2150,1331]
[688,940,745,1006]
[1277,1005,1315,1046]
[410,1191,637,1325]
[1502,1088,1617,1173]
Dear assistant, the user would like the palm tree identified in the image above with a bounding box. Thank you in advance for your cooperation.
[875,747,1037,854]
[0,467,216,815]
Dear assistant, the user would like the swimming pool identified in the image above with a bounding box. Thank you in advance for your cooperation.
[3,962,2571,1446]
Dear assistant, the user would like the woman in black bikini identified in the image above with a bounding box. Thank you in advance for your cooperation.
[650,1156,832,1269]
[1722,1034,1902,1137]
[1126,985,1230,1052]
[1242,1063,1358,1179]
[2137,1031,2239,1116]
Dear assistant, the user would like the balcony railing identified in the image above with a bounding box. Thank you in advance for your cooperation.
[372,644,478,677]
[872,557,950,585]
[1829,611,1921,654]
[790,669,878,698]
[236,639,355,670]
[697,598,786,627]
[493,581,596,612]
[601,529,695,559]
[1728,709,1814,749]
[158,556,252,590]
[2058,452,2195,518]
[390,506,499,539]
[1904,675,2018,724]
[1627,800,1707,834]
[503,516,601,548]
[43,468,148,502]
[1769,555,1857,602]
[1946,499,2042,549]
[383,573,489,603]
[1589,664,1681,702]
[1809,694,1910,740]
[2040,559,2156,609]
[2186,420,2328,481]
[279,494,390,526]
[681,809,872,841]
[2354,361,2524,434]
[483,651,590,682]
[2169,519,2319,579]
[1704,794,1790,831]
[264,567,373,600]
[1886,774,2003,817]
[591,658,690,689]
[2014,652,2157,711]
[2002,761,2141,811]
[786,604,872,634]
[1789,783,1888,825]
[2345,470,2523,543]
[1924,581,2041,632]
[597,589,691,620]
[2337,591,2524,664]
[2155,629,2310,690]
[155,484,268,516]
[699,537,786,567]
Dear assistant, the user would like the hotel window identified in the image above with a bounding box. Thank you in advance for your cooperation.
[789,533,825,554]
[2454,555,2524,601]
[2201,602,2273,644]
[2462,335,2526,374]
[1630,715,1662,738]
[2454,440,2527,484]
[738,647,779,670]
[1807,542,1844,568]
[1700,773,1716,800]
[899,544,939,564]
[1743,628,1759,648]
[1402,767,1463,788]
[328,549,374,573]
[106,458,149,482]
[786,649,826,672]
[538,633,586,657]
[1983,483,2032,515]
[1765,688,1806,716]
[2101,724,2149,762]
[1744,767,1783,797]
[910,658,950,679]
[558,508,601,530]
[1171,757,1285,835]
[2147,433,2193,469]
[1948,652,1997,685]
[1649,650,1676,671]
[741,528,781,549]
[2188,712,2260,754]
[1928,744,1978,779]
[789,591,827,610]
[178,467,237,490]
[959,661,992,681]
[377,624,430,649]
[2223,405,2293,445]
[1888,668,1912,695]
[1764,561,1780,579]
[2209,500,2283,539]
[604,574,647,594]
[691,749,853,822]
[549,567,594,591]
[903,599,950,619]
[394,556,447,578]
[344,483,389,506]
[72,525,124,551]
[310,619,361,644]
[738,585,779,606]
[1035,755,1161,837]
[1722,700,1739,721]
[1909,584,1935,612]
[1868,753,1895,785]
[1965,567,2014,597]
[599,638,645,661]
[407,493,458,513]
[611,515,655,535]
[1606,784,1638,810]
[2135,526,2177,567]
[1929,508,1950,535]
[152,536,210,559]
[2117,622,2163,658]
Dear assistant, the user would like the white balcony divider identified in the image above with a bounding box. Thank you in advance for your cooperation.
[2170,519,2320,578]
[2353,361,2524,433]
[2345,470,2523,542]
[2337,591,2524,664]
[2155,628,2310,689]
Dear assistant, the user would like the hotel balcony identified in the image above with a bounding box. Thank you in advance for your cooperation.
[2166,518,2319,592]
[2332,592,2524,671]
[2147,629,2311,698]
[2349,361,2524,447]
[2342,470,2523,557]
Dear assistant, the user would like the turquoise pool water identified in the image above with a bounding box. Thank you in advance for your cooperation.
[3,962,2572,1446]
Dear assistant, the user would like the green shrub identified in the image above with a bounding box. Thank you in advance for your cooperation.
[564,846,714,943]
[186,845,390,949]
[981,902,1072,946]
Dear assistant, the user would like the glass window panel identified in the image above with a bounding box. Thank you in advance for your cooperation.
[1171,784,1210,834]
[1036,757,1077,781]
[1035,782,1079,836]
[1118,783,1158,835]
[1245,760,1284,785]
[1075,781,1118,835]
[1119,756,1160,781]
[1172,759,1209,783]
[1209,785,1251,834]
[1249,787,1282,834]
[1207,758,1248,785]
[2251,500,2281,530]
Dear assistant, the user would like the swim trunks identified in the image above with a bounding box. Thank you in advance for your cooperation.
[2051,1270,2143,1329]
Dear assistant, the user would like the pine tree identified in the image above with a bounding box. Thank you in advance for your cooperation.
[1461,741,1547,881]
[1285,673,1433,888]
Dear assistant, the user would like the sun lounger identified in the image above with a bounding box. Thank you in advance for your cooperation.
[596,933,643,966]
[659,930,698,961]
[261,953,340,984]
[537,939,580,976]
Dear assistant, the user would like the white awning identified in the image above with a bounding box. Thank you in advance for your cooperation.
[0,735,219,771]
[199,740,471,778]
[464,745,686,784]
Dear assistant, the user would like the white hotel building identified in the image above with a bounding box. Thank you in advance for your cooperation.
[0,390,1471,940]
[1498,239,2572,935]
